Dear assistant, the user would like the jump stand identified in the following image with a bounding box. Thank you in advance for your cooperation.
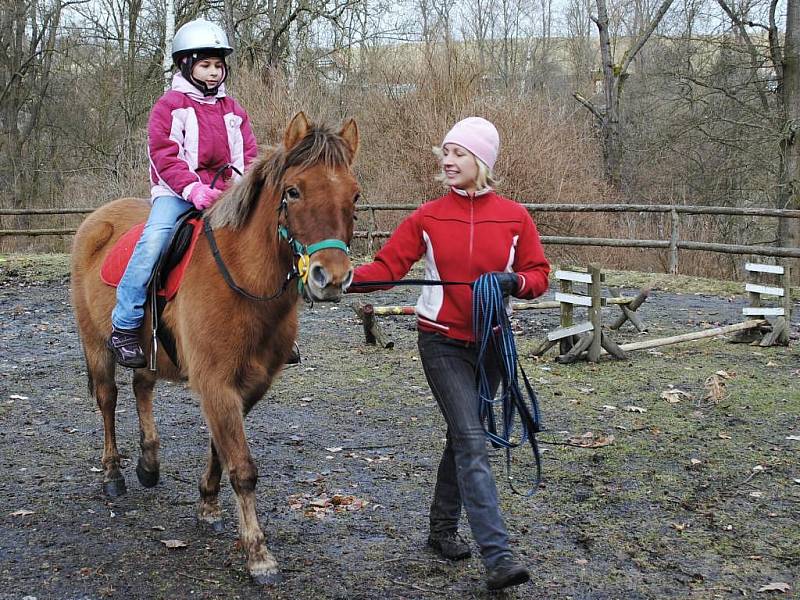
[730,261,792,346]
[533,265,630,363]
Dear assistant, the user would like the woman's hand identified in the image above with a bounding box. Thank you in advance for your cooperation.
[488,272,520,296]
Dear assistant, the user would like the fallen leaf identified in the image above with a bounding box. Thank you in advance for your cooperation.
[661,388,692,403]
[690,459,702,465]
[90,467,103,472]
[160,539,188,549]
[671,523,688,531]
[568,432,615,448]
[151,525,165,531]
[703,373,728,403]
[749,491,763,498]
[786,435,800,441]
[602,405,617,411]
[324,447,343,453]
[757,582,790,593]
[718,433,732,440]
[10,509,34,517]
[624,405,646,413]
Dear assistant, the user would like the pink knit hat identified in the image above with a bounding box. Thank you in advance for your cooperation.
[441,117,500,170]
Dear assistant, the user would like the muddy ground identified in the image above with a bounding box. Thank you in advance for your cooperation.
[0,256,798,600]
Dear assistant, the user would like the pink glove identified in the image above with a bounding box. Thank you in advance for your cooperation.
[187,184,223,210]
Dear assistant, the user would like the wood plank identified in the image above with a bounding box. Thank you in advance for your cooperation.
[607,320,767,353]
[547,321,594,341]
[745,262,784,274]
[554,270,592,283]
[555,292,593,306]
[742,307,785,316]
[745,283,784,297]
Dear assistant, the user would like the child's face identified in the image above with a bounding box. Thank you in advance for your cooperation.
[192,57,225,88]
[441,144,479,192]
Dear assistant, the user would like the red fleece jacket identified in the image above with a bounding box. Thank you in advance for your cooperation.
[351,189,550,342]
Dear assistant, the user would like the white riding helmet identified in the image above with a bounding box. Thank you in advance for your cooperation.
[171,19,233,63]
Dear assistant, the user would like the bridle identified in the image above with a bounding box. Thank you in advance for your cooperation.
[203,182,350,303]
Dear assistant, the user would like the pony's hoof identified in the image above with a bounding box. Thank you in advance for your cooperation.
[103,476,127,498]
[136,459,159,488]
[198,516,225,534]
[250,569,282,586]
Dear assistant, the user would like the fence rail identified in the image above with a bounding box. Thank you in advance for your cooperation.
[3,203,800,268]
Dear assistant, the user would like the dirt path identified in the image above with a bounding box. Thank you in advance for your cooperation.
[0,265,798,599]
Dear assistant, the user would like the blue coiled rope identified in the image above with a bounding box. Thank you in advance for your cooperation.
[472,273,544,495]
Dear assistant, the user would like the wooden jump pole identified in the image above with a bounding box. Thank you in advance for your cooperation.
[600,319,768,354]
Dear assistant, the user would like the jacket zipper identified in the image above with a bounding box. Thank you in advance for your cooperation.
[468,193,475,271]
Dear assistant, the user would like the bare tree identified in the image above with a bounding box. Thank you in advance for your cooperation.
[0,0,73,212]
[574,0,676,189]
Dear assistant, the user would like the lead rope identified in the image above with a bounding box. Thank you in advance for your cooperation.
[472,273,543,496]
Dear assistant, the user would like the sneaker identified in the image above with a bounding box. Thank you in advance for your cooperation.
[285,341,301,365]
[486,555,530,590]
[427,531,471,560]
[107,327,146,368]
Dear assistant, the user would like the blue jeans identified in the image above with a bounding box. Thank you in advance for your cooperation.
[417,330,511,568]
[111,195,193,330]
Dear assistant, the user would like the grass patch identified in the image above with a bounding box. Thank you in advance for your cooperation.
[0,253,71,283]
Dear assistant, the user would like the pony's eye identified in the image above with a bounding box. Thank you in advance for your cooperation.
[285,186,301,201]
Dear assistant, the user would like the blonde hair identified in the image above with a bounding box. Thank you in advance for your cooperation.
[432,146,499,190]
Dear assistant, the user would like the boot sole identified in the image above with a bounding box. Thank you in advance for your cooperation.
[487,568,530,590]
[427,539,471,561]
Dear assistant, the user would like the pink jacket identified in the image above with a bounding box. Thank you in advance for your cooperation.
[147,73,258,202]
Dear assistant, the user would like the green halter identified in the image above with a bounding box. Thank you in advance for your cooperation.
[277,225,350,293]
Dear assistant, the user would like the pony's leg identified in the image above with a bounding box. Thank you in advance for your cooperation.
[197,438,224,532]
[201,390,280,585]
[133,369,160,487]
[88,347,126,497]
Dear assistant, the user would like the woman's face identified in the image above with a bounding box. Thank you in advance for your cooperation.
[441,143,479,193]
[191,57,225,88]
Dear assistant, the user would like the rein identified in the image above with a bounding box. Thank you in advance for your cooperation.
[349,279,471,287]
[472,273,543,496]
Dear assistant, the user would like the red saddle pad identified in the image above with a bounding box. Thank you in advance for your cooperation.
[100,219,203,300]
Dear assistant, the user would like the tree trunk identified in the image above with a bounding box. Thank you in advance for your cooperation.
[779,0,800,278]
[595,0,622,188]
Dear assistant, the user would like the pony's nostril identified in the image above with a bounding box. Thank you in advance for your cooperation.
[342,269,354,290]
[309,264,330,288]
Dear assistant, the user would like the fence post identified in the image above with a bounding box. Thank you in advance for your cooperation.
[588,265,603,362]
[367,207,377,255]
[669,209,680,274]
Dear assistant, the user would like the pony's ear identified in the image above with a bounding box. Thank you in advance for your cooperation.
[284,112,310,151]
[339,118,359,160]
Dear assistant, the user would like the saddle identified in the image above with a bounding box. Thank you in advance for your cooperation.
[101,209,203,369]
[100,209,204,299]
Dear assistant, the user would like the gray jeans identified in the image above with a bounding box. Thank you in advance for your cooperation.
[417,330,511,568]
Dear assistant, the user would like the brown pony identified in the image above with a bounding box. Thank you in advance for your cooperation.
[70,113,359,584]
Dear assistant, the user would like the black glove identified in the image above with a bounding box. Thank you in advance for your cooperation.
[491,272,520,297]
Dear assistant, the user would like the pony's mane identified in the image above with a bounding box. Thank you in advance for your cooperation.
[208,124,354,230]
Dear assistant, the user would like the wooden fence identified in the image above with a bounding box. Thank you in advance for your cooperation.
[2,203,800,271]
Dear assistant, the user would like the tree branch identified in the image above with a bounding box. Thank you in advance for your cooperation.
[619,0,676,75]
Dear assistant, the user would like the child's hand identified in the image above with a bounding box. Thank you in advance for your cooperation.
[188,184,223,210]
